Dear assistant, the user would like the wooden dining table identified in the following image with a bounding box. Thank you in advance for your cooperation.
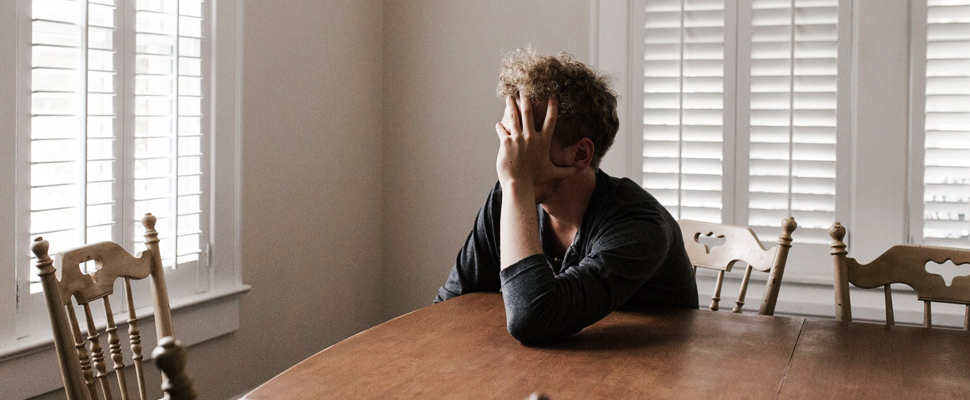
[243,293,970,399]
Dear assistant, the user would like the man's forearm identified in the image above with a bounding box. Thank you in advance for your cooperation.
[499,182,543,269]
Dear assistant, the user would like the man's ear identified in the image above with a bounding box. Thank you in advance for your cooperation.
[571,137,595,170]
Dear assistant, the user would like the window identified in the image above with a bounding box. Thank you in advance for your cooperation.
[2,3,244,396]
[910,0,970,248]
[626,0,850,278]
[595,0,970,326]
[19,0,210,335]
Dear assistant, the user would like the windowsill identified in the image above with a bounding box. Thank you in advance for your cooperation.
[0,284,250,399]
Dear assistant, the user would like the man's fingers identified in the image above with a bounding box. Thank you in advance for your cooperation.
[548,164,580,180]
[495,122,510,140]
[542,96,558,138]
[505,96,520,134]
[518,92,534,136]
[501,102,513,133]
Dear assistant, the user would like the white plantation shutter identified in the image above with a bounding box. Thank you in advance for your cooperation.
[745,0,842,244]
[635,0,846,248]
[24,0,208,294]
[133,0,206,267]
[639,0,732,223]
[28,0,122,291]
[914,0,970,247]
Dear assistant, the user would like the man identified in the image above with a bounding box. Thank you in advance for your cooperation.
[434,48,698,344]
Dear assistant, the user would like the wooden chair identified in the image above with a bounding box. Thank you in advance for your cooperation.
[829,222,970,330]
[31,213,195,400]
[679,217,797,315]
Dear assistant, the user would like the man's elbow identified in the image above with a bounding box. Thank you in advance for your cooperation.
[506,311,567,345]
[506,316,546,345]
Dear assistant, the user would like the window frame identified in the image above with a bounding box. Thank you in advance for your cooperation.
[0,1,247,398]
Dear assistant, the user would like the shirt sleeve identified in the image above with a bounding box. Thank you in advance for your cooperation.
[499,209,674,344]
[434,183,503,303]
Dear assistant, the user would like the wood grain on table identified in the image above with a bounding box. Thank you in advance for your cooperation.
[778,319,970,399]
[244,293,804,400]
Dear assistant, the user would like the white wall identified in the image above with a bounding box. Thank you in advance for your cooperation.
[381,0,593,319]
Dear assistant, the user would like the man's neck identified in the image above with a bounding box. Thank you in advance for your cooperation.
[541,168,598,232]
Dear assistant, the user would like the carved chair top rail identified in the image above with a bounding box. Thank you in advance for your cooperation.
[830,224,970,305]
[679,219,779,272]
[841,244,970,304]
[51,241,159,306]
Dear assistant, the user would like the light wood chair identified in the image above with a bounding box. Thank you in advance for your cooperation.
[829,222,970,330]
[31,213,194,400]
[679,217,797,315]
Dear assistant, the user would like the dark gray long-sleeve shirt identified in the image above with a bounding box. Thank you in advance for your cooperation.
[434,169,699,344]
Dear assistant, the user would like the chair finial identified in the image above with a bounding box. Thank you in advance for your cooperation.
[830,222,847,255]
[142,213,160,246]
[31,236,50,260]
[782,216,797,236]
[31,237,55,276]
[141,213,157,230]
[777,217,797,246]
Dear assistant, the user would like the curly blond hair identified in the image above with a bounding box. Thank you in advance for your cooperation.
[497,47,619,167]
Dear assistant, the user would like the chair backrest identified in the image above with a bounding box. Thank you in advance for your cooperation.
[679,217,797,315]
[829,222,970,330]
[31,213,179,400]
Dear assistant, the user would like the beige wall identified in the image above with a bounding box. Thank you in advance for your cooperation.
[206,0,385,397]
[381,0,591,318]
[187,1,387,398]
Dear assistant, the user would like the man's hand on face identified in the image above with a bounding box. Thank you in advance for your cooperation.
[494,92,577,189]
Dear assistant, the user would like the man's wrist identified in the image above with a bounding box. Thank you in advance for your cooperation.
[500,178,534,193]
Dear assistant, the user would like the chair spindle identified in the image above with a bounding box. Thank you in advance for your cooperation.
[924,301,932,328]
[710,270,725,311]
[733,265,753,313]
[83,303,113,400]
[103,297,131,400]
[829,222,851,322]
[963,305,970,331]
[125,278,148,400]
[883,284,894,326]
[67,302,98,399]
[32,238,88,400]
[143,214,174,340]
[759,217,797,316]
